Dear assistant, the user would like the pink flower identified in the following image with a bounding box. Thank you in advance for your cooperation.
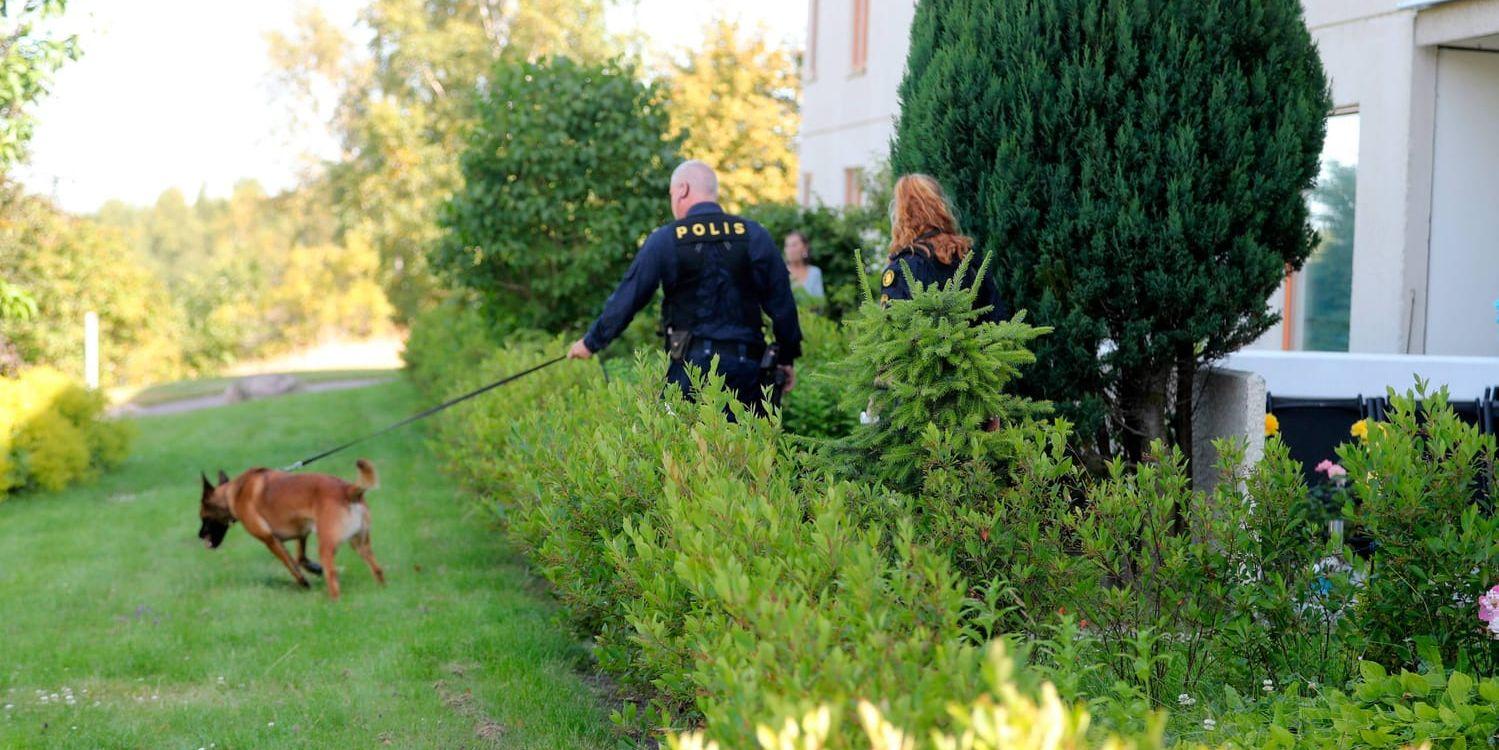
[1314,460,1348,478]
[1480,585,1499,624]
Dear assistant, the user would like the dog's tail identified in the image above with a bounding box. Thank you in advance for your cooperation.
[354,459,379,495]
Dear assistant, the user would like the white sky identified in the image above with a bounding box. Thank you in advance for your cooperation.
[17,0,807,214]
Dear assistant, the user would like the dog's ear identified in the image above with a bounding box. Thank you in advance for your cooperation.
[217,469,230,486]
[201,471,214,497]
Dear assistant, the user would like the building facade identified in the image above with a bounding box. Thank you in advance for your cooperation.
[799,0,1499,362]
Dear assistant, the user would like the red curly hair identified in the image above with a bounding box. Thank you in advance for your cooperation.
[887,174,972,264]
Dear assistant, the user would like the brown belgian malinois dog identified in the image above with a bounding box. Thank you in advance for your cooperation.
[198,459,385,600]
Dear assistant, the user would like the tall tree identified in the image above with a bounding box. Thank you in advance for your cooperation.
[664,19,799,210]
[891,0,1329,461]
[436,55,680,331]
[267,0,616,322]
[0,0,78,172]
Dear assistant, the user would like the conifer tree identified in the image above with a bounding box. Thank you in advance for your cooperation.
[891,0,1329,460]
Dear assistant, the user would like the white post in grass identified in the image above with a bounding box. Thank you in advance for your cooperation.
[84,311,99,390]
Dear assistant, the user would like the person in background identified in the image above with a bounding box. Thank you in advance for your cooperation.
[879,174,1006,323]
[782,231,824,299]
[567,160,801,412]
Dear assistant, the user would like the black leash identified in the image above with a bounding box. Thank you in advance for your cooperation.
[280,355,567,472]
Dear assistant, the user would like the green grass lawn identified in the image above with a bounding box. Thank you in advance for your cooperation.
[0,380,621,749]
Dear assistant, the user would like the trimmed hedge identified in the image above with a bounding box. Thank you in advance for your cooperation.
[407,276,1499,747]
[0,367,133,498]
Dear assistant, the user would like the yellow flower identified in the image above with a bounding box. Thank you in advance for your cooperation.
[1351,419,1369,441]
[1264,413,1280,437]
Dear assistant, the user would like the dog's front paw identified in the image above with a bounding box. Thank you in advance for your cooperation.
[297,577,312,589]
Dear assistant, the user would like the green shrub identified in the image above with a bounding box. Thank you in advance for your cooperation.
[408,262,1498,749]
[0,366,133,499]
[821,252,1052,491]
[780,311,856,439]
[1339,386,1499,673]
[418,339,991,745]
[16,409,90,492]
[401,299,507,395]
[436,55,681,332]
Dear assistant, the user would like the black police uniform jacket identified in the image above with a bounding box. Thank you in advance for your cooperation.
[881,234,1008,324]
[582,201,803,365]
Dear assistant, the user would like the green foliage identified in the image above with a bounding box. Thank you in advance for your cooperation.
[408,318,995,746]
[267,0,616,322]
[1340,386,1499,673]
[747,198,887,322]
[779,311,856,439]
[0,184,184,385]
[407,271,1499,749]
[669,643,1176,750]
[437,55,681,332]
[0,0,79,171]
[665,19,800,209]
[892,0,1330,457]
[95,178,394,374]
[1213,663,1499,749]
[0,366,133,499]
[825,252,1051,490]
[0,278,36,321]
[400,299,504,395]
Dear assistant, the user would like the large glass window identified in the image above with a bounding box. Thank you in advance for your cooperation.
[1299,112,1359,352]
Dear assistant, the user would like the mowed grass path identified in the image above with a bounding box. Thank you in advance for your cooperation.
[0,380,619,749]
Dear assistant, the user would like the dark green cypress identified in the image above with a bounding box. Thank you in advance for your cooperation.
[892,0,1329,461]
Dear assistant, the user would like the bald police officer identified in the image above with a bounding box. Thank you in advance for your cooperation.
[567,160,802,412]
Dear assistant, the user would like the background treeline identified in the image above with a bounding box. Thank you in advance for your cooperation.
[0,177,393,386]
[4,0,815,389]
[94,178,393,372]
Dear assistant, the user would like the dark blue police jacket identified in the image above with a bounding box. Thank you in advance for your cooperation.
[582,201,803,365]
[881,245,1008,324]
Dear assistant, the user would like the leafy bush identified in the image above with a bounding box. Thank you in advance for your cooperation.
[1339,386,1499,673]
[400,299,506,395]
[668,644,1173,750]
[779,311,856,439]
[0,366,133,499]
[0,184,184,386]
[405,267,1499,748]
[436,55,682,332]
[410,329,990,744]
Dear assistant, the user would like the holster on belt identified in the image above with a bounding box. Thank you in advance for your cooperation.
[666,327,693,363]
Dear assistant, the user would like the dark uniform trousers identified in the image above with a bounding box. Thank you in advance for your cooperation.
[666,339,766,412]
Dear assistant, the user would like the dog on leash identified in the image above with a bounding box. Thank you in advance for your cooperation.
[198,459,385,600]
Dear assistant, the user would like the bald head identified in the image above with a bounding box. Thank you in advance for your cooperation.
[669,160,719,219]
